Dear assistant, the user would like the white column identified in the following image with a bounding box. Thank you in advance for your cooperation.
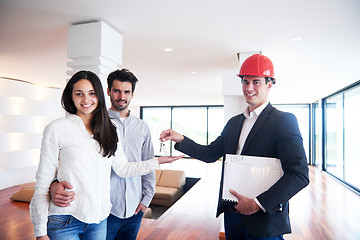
[67,21,123,107]
[222,70,246,123]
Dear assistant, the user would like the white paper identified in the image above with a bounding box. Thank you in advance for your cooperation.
[222,154,284,202]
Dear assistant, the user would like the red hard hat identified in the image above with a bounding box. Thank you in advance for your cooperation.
[238,54,275,79]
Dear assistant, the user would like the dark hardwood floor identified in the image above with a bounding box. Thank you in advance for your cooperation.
[1,166,360,240]
[0,182,35,240]
[286,166,360,240]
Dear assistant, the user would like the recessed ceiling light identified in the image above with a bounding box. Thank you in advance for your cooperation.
[291,36,302,41]
[164,48,173,52]
[191,72,197,74]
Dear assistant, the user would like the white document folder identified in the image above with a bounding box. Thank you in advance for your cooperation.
[222,154,284,202]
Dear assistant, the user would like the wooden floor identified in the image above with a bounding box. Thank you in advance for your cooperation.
[286,166,360,240]
[1,166,360,240]
[0,182,35,240]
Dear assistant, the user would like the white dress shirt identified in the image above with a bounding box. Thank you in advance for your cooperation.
[236,102,269,154]
[29,114,159,237]
[236,102,269,212]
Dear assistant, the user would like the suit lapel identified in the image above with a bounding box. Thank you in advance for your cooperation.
[228,114,245,154]
[241,104,274,154]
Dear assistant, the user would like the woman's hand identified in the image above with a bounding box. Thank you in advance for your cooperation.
[158,155,184,164]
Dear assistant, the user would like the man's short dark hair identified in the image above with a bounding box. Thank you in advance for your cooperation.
[239,75,275,84]
[107,69,139,92]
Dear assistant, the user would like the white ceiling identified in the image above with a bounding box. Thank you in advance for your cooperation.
[1,0,360,106]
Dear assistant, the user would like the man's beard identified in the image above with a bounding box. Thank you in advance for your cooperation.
[111,99,130,111]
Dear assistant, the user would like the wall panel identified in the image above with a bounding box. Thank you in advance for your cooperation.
[0,78,63,189]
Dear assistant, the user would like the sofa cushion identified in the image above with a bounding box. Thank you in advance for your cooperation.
[157,170,185,188]
[155,169,163,185]
[154,186,181,200]
[10,186,35,202]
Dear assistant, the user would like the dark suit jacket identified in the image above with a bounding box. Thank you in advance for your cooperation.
[175,103,309,237]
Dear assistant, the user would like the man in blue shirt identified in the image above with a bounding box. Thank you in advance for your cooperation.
[49,69,156,240]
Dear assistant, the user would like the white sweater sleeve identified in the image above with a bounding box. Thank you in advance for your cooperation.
[112,128,159,177]
[29,124,59,237]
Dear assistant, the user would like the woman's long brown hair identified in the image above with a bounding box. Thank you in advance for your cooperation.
[61,70,118,157]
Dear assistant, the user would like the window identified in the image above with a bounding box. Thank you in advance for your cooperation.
[323,80,360,192]
[312,101,322,167]
[324,94,344,178]
[208,107,224,143]
[343,85,360,187]
[141,106,224,157]
[172,107,207,156]
[141,107,171,156]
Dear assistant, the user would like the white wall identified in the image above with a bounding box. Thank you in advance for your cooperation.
[129,104,140,118]
[0,78,64,190]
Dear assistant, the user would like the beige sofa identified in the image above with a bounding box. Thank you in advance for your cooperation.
[151,169,186,207]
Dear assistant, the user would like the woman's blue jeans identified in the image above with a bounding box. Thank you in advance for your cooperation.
[47,215,107,240]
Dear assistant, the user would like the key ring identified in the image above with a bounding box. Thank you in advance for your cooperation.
[160,142,169,156]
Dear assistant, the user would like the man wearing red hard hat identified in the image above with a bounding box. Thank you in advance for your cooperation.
[160,54,309,239]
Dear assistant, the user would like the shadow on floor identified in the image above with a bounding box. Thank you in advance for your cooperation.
[149,177,200,219]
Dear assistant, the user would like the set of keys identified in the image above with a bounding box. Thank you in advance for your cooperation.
[159,142,169,156]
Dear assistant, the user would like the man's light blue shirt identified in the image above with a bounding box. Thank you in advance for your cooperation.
[108,109,156,218]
